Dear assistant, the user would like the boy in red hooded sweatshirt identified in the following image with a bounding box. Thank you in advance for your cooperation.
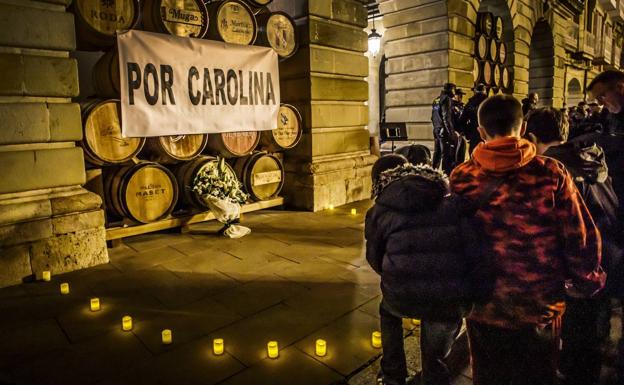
[450,95,605,385]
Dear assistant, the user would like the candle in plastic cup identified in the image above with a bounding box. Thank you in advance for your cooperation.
[371,331,382,348]
[328,204,334,210]
[60,283,69,295]
[90,298,100,312]
[42,271,51,282]
[315,339,327,357]
[213,338,224,355]
[267,341,279,359]
[351,208,357,215]
[122,315,132,331]
[162,329,172,345]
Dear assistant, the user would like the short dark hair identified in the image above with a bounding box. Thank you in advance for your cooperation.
[477,95,524,137]
[371,154,407,184]
[525,108,568,143]
[396,144,432,166]
[588,70,624,91]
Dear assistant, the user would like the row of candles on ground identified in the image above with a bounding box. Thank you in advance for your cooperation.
[326,205,358,215]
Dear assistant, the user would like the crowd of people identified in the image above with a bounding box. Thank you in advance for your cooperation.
[366,70,624,385]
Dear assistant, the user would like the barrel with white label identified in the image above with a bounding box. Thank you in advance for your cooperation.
[259,104,302,151]
[105,162,178,223]
[72,0,140,50]
[140,134,209,164]
[233,152,283,201]
[205,131,260,158]
[206,0,257,45]
[256,12,298,59]
[143,0,209,38]
[173,155,239,209]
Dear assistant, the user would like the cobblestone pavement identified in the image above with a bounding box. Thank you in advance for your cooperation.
[0,200,442,385]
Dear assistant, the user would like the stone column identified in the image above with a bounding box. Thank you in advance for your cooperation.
[276,0,377,211]
[0,0,108,287]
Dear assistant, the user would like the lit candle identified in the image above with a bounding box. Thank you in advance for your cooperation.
[267,341,279,359]
[162,329,172,345]
[42,271,51,282]
[213,338,224,355]
[60,283,69,295]
[371,331,382,348]
[328,204,334,210]
[411,319,421,326]
[90,298,100,312]
[122,315,132,331]
[315,339,327,357]
[351,208,357,215]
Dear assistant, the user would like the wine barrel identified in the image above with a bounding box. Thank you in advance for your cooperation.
[480,61,493,86]
[246,0,273,7]
[475,34,488,60]
[140,134,209,164]
[497,40,507,64]
[494,16,503,39]
[173,155,238,209]
[206,0,257,45]
[143,0,209,38]
[256,12,298,60]
[105,162,178,223]
[489,39,498,61]
[260,104,302,151]
[233,152,284,201]
[80,99,145,166]
[476,12,494,35]
[501,66,512,90]
[493,64,501,87]
[205,131,260,158]
[72,0,140,50]
[473,58,480,83]
[93,48,120,98]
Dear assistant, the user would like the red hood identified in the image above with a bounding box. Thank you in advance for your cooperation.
[472,137,536,173]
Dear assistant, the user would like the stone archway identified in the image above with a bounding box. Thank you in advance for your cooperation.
[566,78,584,106]
[529,19,555,106]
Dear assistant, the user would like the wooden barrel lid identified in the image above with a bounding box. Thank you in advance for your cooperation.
[265,12,297,58]
[121,163,177,223]
[494,16,503,39]
[477,12,494,35]
[174,155,238,208]
[473,58,480,82]
[144,0,209,38]
[482,61,492,86]
[476,34,488,60]
[247,0,273,6]
[159,135,207,160]
[235,153,283,201]
[498,41,507,63]
[502,66,511,89]
[83,100,144,165]
[75,0,138,37]
[489,39,498,60]
[493,64,501,87]
[215,131,260,157]
[93,48,120,98]
[268,104,302,150]
[215,1,257,45]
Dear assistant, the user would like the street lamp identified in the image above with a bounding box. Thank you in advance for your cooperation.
[368,15,382,57]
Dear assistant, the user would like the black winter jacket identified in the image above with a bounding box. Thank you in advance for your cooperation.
[458,93,488,145]
[365,164,476,320]
[431,93,456,139]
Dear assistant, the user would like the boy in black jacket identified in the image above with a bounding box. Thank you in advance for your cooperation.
[366,158,476,385]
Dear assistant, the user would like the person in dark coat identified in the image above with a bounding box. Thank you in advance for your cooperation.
[366,159,477,385]
[458,83,488,154]
[521,92,538,117]
[432,83,461,175]
[396,144,431,166]
[526,107,622,385]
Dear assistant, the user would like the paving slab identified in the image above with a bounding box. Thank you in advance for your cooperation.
[109,245,188,273]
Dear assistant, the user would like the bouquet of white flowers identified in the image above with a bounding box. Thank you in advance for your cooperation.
[191,157,251,238]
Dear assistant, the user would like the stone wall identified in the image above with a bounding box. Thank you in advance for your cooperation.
[276,0,377,211]
[0,0,108,288]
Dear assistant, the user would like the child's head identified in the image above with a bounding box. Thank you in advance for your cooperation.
[478,95,524,139]
[396,144,432,166]
[525,107,568,144]
[371,154,407,185]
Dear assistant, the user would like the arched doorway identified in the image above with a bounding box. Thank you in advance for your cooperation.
[478,0,515,93]
[529,20,555,106]
[566,78,584,107]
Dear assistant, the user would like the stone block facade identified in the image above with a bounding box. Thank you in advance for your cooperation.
[0,0,108,288]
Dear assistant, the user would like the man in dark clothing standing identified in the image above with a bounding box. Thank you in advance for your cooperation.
[432,83,460,175]
[450,95,605,385]
[458,84,488,154]
[526,107,622,385]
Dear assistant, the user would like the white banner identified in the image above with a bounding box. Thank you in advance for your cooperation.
[117,30,280,137]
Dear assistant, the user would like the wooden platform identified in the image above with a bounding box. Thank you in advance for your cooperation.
[106,197,284,241]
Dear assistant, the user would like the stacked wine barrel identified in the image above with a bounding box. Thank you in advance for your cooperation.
[72,0,302,227]
[473,12,512,94]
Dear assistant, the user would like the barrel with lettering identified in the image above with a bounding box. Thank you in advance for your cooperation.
[140,134,209,164]
[256,11,298,60]
[205,131,260,158]
[80,99,145,166]
[493,16,503,39]
[476,12,494,35]
[501,66,512,90]
[206,0,257,45]
[104,162,179,223]
[489,38,498,61]
[93,48,120,98]
[259,104,302,151]
[497,40,507,64]
[475,34,488,60]
[173,155,238,209]
[233,152,283,201]
[72,0,140,50]
[143,0,209,38]
[479,61,493,86]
